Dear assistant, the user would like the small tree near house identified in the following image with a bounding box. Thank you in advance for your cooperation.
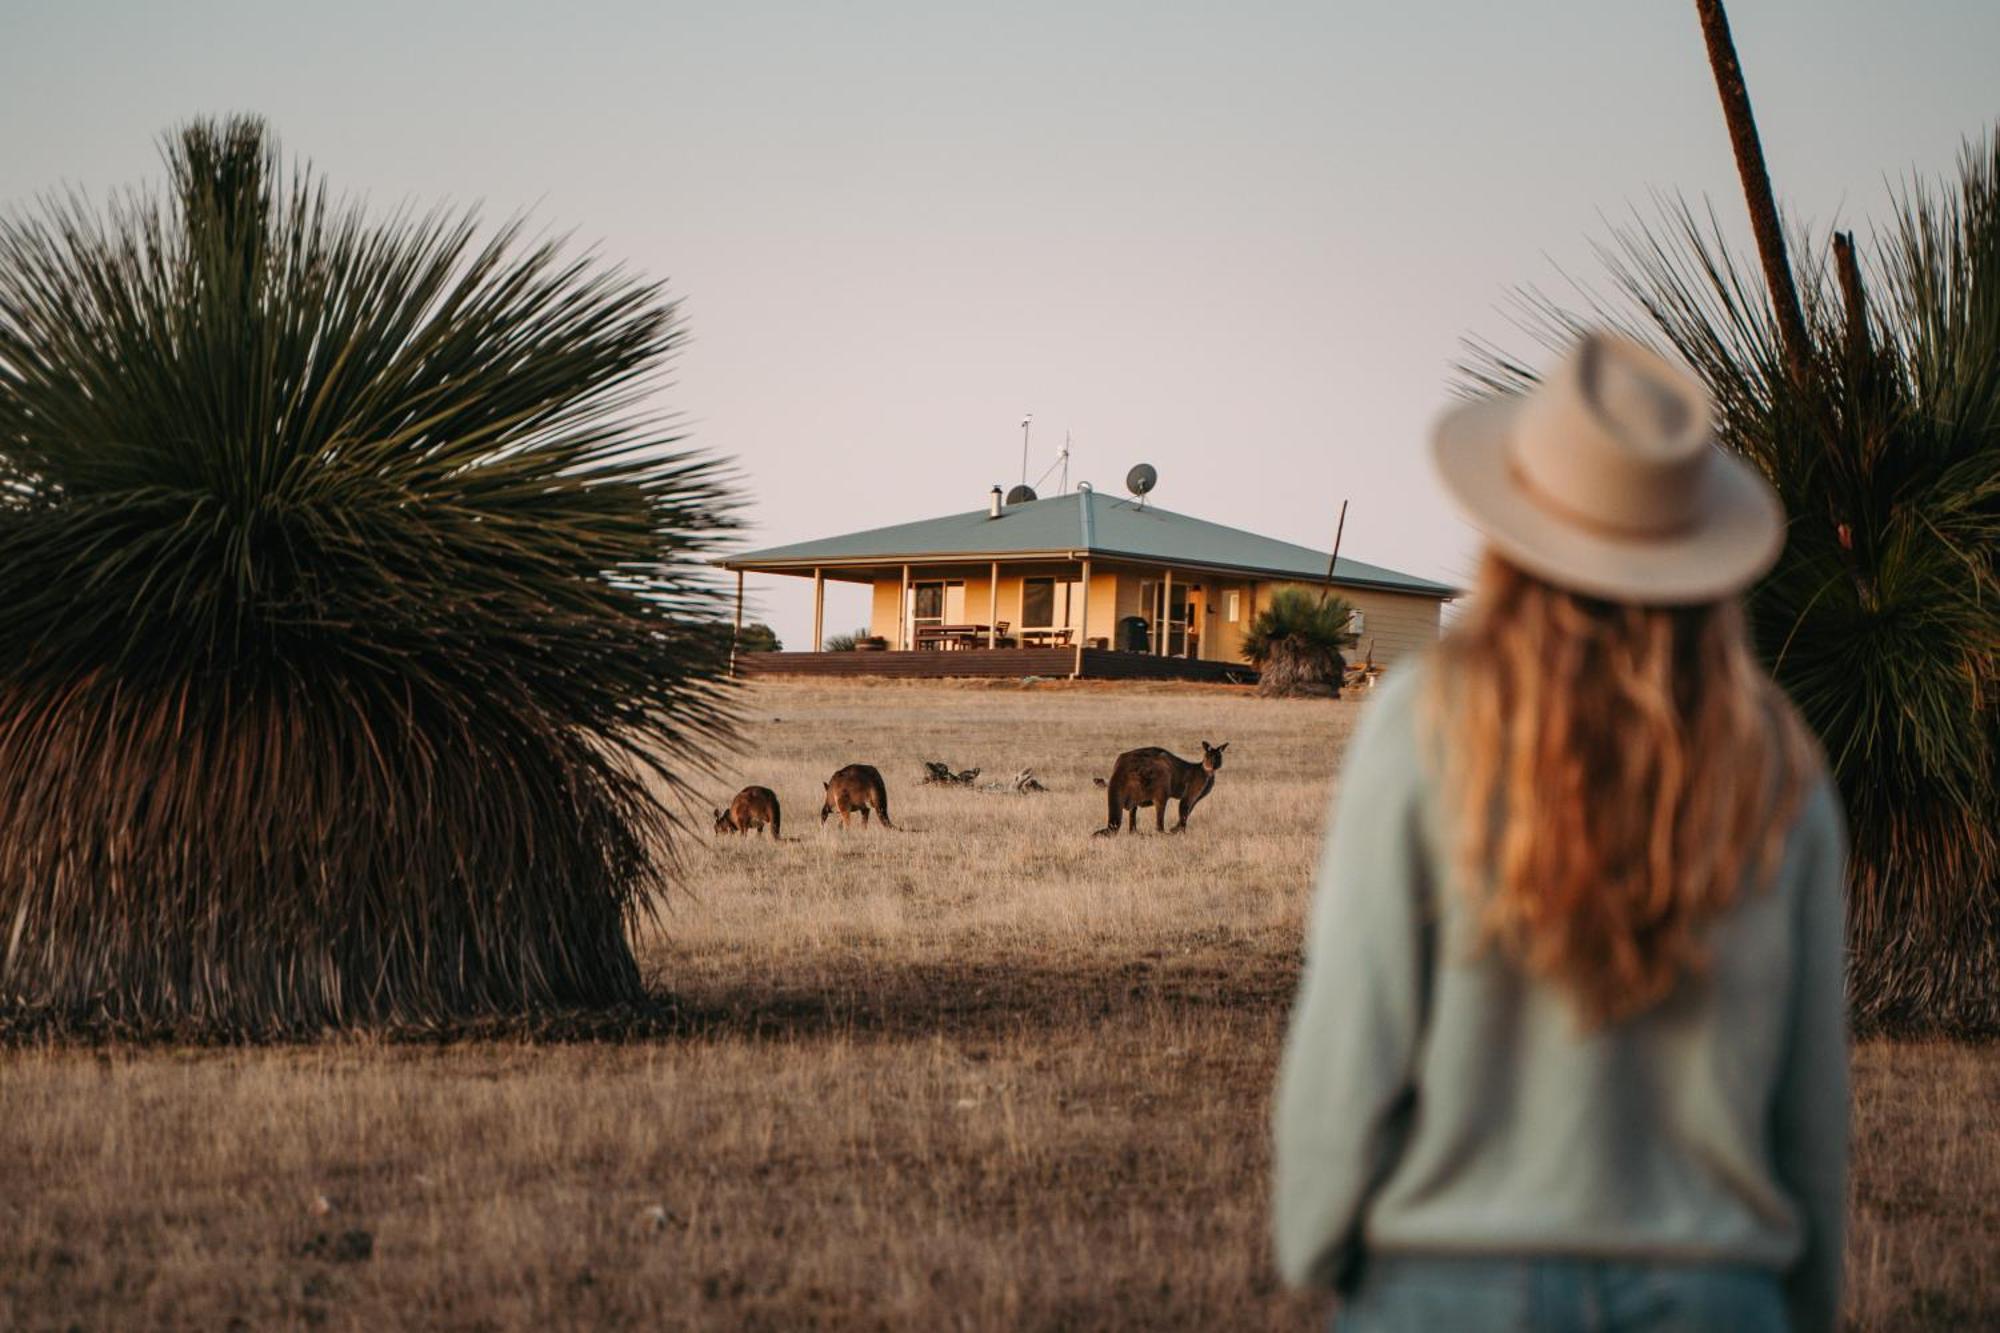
[1241,586,1359,698]
[736,622,782,653]
[823,627,869,652]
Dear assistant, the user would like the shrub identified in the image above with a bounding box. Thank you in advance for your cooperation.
[737,622,782,653]
[1241,586,1358,698]
[1463,135,2000,1033]
[0,117,738,1034]
[823,627,869,652]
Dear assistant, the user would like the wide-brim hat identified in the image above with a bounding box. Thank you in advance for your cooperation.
[1432,332,1785,605]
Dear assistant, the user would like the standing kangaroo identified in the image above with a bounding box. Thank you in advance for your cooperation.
[820,764,893,828]
[715,786,782,839]
[1098,741,1228,835]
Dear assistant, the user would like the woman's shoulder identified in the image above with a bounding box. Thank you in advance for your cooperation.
[1339,658,1435,782]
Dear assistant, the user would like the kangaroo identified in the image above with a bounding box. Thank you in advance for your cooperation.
[1098,741,1228,835]
[714,786,781,839]
[820,764,893,828]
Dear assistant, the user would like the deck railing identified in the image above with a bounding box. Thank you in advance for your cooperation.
[734,647,1255,685]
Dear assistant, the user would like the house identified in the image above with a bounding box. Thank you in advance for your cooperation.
[720,485,1455,682]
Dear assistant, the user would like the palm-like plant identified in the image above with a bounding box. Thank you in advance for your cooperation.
[1462,134,2000,1033]
[1241,586,1359,698]
[0,117,738,1034]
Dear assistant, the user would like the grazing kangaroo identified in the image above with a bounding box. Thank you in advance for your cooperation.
[1098,741,1228,835]
[714,786,781,839]
[820,764,893,828]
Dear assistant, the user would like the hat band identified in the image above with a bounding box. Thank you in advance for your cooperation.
[1506,454,1700,541]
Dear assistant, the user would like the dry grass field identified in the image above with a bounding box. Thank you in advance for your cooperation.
[1,678,1994,1331]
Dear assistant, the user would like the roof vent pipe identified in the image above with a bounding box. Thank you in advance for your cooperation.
[988,485,1003,519]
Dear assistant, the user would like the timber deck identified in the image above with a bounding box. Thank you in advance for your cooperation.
[734,647,1258,685]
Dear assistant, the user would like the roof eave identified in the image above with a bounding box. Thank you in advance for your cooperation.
[718,547,1082,571]
[718,548,1455,598]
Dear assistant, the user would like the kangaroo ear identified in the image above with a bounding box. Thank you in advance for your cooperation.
[714,808,723,819]
[823,781,830,790]
[1215,742,1229,754]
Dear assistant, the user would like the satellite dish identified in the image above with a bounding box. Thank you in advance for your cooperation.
[1126,463,1158,498]
[1006,484,1038,505]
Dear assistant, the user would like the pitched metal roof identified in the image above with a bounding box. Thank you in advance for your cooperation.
[722,489,1456,598]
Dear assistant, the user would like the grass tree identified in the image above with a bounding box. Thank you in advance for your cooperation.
[1462,133,2000,1033]
[1241,586,1359,698]
[0,117,738,1034]
[823,627,869,653]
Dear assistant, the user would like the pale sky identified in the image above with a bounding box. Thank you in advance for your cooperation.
[5,1,1996,647]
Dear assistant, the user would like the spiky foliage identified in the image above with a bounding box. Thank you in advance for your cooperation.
[823,627,868,653]
[0,117,738,1035]
[1462,134,2000,1034]
[736,622,782,653]
[1241,586,1358,698]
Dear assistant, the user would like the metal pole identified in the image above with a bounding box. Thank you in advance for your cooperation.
[1072,558,1091,678]
[898,563,910,650]
[1019,414,1033,487]
[1319,499,1348,606]
[732,569,744,675]
[812,567,824,652]
[988,561,999,649]
[1159,568,1172,655]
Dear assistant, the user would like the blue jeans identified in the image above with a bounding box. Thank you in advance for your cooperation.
[1334,1256,1788,1333]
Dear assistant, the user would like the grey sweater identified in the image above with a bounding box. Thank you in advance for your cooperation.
[1273,664,1849,1332]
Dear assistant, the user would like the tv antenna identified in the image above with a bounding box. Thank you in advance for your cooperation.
[1028,429,1073,496]
[1019,413,1033,487]
[1125,462,1158,509]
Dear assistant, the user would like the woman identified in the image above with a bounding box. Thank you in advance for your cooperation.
[1273,333,1848,1333]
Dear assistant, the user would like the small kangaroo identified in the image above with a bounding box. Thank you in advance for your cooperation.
[1098,741,1228,835]
[714,786,781,839]
[820,764,893,828]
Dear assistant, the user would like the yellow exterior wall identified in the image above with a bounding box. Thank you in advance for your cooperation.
[1206,582,1441,667]
[1333,587,1443,668]
[1203,579,1259,663]
[861,569,1444,664]
[866,571,1085,644]
[1094,571,1254,659]
[867,580,901,646]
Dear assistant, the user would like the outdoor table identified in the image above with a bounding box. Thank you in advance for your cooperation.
[917,624,995,650]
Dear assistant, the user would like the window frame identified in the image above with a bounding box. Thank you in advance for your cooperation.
[1020,576,1057,630]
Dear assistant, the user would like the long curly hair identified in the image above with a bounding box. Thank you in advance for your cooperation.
[1427,551,1820,1026]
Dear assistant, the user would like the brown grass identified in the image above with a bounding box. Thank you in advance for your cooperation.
[1,680,1992,1331]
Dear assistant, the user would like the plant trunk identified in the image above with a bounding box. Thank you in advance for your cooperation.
[1692,0,1812,389]
[1831,230,1871,367]
[1256,639,1343,699]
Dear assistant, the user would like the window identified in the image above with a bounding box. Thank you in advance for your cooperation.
[1021,577,1055,629]
[1346,608,1365,635]
[1226,591,1240,623]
